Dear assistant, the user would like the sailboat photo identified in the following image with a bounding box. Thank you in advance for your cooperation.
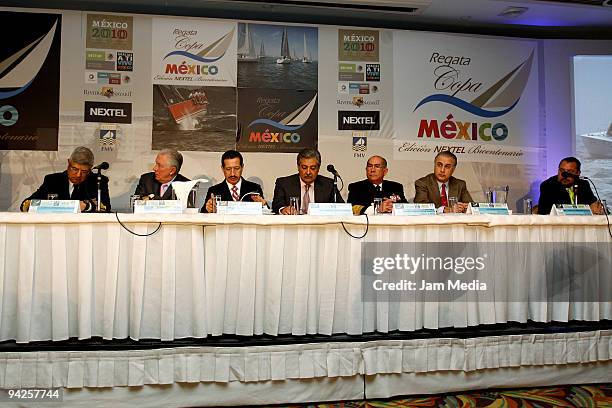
[258,41,265,59]
[238,23,258,62]
[302,33,311,63]
[276,27,291,64]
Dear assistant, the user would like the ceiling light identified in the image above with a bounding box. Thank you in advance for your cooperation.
[498,6,529,18]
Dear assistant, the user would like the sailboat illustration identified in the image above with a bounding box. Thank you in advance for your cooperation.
[238,24,258,62]
[0,19,58,99]
[276,27,291,64]
[248,94,317,131]
[302,33,311,63]
[414,51,535,118]
[258,41,265,59]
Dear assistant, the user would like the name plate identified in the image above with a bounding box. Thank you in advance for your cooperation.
[392,203,436,216]
[468,202,510,215]
[134,200,183,214]
[308,203,353,216]
[552,204,593,216]
[28,199,80,213]
[216,201,263,215]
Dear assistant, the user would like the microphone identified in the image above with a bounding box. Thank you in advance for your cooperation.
[93,162,109,170]
[327,164,339,176]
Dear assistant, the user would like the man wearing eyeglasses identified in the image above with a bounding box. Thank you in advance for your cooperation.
[348,155,407,215]
[537,156,604,215]
[20,146,111,212]
[414,150,473,213]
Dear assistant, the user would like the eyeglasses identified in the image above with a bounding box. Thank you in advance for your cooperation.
[366,163,385,169]
[68,165,91,176]
[559,168,579,176]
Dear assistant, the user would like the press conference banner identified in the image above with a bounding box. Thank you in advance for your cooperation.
[392,32,541,164]
[0,12,61,151]
[151,17,237,86]
[237,88,318,152]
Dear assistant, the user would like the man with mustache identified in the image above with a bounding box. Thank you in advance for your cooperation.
[537,156,604,215]
[135,148,190,200]
[272,148,343,214]
[202,150,265,213]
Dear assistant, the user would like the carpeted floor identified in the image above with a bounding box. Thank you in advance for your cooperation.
[264,383,612,407]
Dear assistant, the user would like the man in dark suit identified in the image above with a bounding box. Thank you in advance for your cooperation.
[201,150,266,213]
[348,155,407,214]
[20,146,111,212]
[538,156,603,215]
[272,148,343,214]
[134,148,189,200]
[414,150,473,213]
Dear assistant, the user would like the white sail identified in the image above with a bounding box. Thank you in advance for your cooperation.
[258,41,265,58]
[238,24,258,62]
[302,33,311,63]
[0,20,57,88]
[281,94,317,126]
[276,27,291,64]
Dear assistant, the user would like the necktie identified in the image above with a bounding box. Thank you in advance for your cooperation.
[566,187,575,205]
[375,185,382,198]
[160,183,169,197]
[302,184,311,214]
[71,184,78,199]
[440,183,448,207]
[231,185,240,201]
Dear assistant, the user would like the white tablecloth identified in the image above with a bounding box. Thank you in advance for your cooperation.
[0,213,610,342]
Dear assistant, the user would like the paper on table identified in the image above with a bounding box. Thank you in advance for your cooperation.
[171,179,208,208]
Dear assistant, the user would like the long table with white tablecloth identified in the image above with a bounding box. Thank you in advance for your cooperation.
[0,212,609,343]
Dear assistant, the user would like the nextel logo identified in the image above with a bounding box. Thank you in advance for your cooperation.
[84,101,132,124]
[338,110,380,130]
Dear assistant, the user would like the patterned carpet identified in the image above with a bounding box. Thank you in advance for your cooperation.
[267,383,612,407]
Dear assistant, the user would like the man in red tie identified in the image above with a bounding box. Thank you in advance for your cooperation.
[201,150,266,213]
[414,151,473,213]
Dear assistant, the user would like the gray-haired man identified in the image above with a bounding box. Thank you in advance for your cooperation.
[135,148,190,200]
[21,146,111,212]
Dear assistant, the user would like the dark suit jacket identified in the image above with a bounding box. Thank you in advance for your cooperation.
[134,172,190,200]
[21,170,111,212]
[538,175,596,215]
[347,179,407,214]
[272,174,343,214]
[414,173,473,207]
[201,178,264,213]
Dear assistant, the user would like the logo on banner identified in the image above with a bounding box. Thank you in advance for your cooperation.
[164,28,235,64]
[84,101,132,123]
[99,124,117,151]
[365,64,380,81]
[414,51,534,118]
[338,29,379,61]
[0,13,61,150]
[247,94,318,144]
[86,14,133,50]
[83,87,132,98]
[0,20,58,101]
[352,135,367,151]
[116,51,133,71]
[86,50,115,70]
[338,111,380,130]
[336,97,381,108]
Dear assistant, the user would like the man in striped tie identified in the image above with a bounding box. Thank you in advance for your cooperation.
[414,151,472,213]
[202,150,265,213]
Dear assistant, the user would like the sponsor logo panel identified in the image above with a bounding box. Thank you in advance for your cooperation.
[338,29,379,62]
[86,14,133,50]
[84,101,132,123]
[338,110,380,131]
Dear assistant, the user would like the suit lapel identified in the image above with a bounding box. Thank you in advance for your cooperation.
[429,174,441,205]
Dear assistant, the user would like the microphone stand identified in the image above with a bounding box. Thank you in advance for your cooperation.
[332,173,338,203]
[96,168,102,212]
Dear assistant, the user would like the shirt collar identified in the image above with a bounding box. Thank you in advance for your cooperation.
[226,178,242,192]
